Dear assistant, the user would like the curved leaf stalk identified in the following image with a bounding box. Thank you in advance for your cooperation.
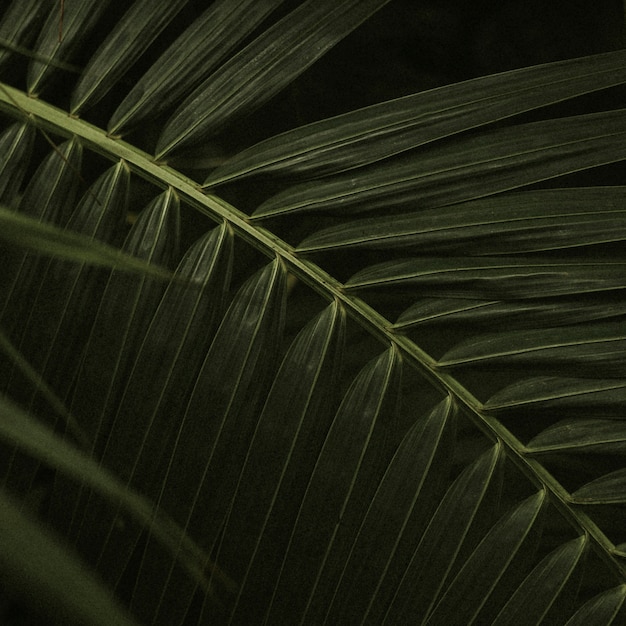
[1,79,623,590]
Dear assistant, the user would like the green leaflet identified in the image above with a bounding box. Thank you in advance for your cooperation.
[325,396,456,625]
[297,188,626,255]
[425,491,546,625]
[83,224,234,602]
[108,0,287,134]
[393,296,626,331]
[528,419,626,455]
[564,586,626,625]
[68,188,180,449]
[70,0,190,115]
[491,536,587,626]
[0,0,49,73]
[438,321,626,378]
[0,486,138,626]
[383,443,502,623]
[0,136,83,347]
[155,0,392,159]
[573,470,626,504]
[0,122,34,206]
[345,257,626,300]
[205,50,626,186]
[485,377,626,416]
[129,259,289,624]
[254,109,626,218]
[265,347,402,624]
[27,0,112,96]
[221,300,346,624]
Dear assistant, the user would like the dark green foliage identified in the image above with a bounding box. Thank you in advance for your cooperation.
[0,2,625,624]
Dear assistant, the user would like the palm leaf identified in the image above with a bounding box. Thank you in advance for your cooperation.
[154,0,392,159]
[204,50,626,185]
[0,2,625,624]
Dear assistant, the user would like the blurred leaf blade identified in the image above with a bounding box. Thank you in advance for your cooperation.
[0,486,138,626]
[0,394,227,606]
[0,204,173,281]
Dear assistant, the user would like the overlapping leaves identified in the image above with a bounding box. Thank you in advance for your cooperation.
[0,2,625,625]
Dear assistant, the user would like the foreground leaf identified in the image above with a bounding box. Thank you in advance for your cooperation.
[0,395,225,602]
[254,109,626,218]
[0,487,138,626]
[0,205,173,281]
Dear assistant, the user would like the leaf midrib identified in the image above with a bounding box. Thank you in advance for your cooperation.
[2,80,624,582]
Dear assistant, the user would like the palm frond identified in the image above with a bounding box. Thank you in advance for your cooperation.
[0,2,625,624]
